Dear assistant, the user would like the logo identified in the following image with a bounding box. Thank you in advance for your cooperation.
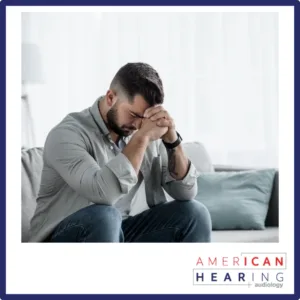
[193,252,286,289]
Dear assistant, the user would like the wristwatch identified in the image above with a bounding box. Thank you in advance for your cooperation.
[163,131,182,149]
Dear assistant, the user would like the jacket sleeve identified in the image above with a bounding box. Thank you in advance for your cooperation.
[44,125,138,205]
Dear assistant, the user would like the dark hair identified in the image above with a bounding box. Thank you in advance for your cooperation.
[110,62,164,106]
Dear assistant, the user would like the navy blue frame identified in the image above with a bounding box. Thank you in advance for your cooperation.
[0,0,298,299]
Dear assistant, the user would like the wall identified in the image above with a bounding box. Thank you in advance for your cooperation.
[22,12,278,168]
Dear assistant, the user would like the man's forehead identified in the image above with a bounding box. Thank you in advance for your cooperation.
[130,95,151,113]
[131,94,147,104]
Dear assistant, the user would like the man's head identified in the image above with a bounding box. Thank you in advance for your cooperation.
[102,62,164,137]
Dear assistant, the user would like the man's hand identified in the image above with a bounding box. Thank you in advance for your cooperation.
[135,117,168,142]
[143,106,177,143]
[123,119,167,175]
[144,105,190,180]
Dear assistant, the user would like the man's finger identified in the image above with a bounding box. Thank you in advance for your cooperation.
[157,119,171,127]
[150,110,168,121]
[144,105,164,118]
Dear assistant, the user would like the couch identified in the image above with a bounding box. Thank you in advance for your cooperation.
[21,142,279,243]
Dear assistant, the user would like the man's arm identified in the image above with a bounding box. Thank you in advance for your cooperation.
[122,134,149,175]
[143,105,199,200]
[160,141,199,201]
[44,126,149,205]
[165,143,190,180]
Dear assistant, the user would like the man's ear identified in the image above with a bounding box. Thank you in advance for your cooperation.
[106,90,117,107]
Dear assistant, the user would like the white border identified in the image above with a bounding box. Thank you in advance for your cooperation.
[6,6,294,294]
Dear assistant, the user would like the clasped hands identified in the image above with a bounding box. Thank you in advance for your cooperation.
[138,105,178,143]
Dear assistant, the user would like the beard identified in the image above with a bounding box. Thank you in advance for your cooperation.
[106,106,135,137]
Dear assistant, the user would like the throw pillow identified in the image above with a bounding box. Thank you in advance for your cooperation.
[195,169,277,230]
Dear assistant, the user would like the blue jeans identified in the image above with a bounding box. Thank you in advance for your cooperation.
[47,200,212,242]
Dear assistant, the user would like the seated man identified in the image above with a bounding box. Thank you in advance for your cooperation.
[29,62,212,243]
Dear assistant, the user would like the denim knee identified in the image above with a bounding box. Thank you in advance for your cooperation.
[86,204,122,221]
[189,200,212,241]
[77,204,122,242]
[176,200,212,242]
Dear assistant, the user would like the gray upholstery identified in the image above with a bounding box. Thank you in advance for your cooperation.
[211,227,278,243]
[21,144,279,243]
[21,147,43,242]
[182,142,215,173]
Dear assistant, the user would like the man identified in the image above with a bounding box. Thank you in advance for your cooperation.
[29,62,212,243]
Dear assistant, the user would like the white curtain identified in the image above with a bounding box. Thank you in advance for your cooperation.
[22,12,278,168]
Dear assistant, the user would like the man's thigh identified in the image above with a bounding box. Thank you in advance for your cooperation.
[122,200,192,242]
[48,204,122,242]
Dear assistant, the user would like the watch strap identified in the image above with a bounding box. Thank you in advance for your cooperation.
[163,132,182,149]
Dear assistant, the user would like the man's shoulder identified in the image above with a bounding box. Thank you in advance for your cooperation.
[44,107,97,148]
[48,106,97,137]
[48,115,84,137]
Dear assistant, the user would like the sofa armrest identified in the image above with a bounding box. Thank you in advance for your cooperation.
[213,165,279,228]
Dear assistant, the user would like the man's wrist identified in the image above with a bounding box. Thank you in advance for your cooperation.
[162,130,178,143]
[163,131,182,150]
[133,131,150,145]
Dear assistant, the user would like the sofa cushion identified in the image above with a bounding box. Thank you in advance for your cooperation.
[21,147,44,242]
[164,142,214,202]
[195,169,277,230]
[182,142,214,173]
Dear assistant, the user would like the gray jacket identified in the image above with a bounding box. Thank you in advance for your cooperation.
[29,97,199,242]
